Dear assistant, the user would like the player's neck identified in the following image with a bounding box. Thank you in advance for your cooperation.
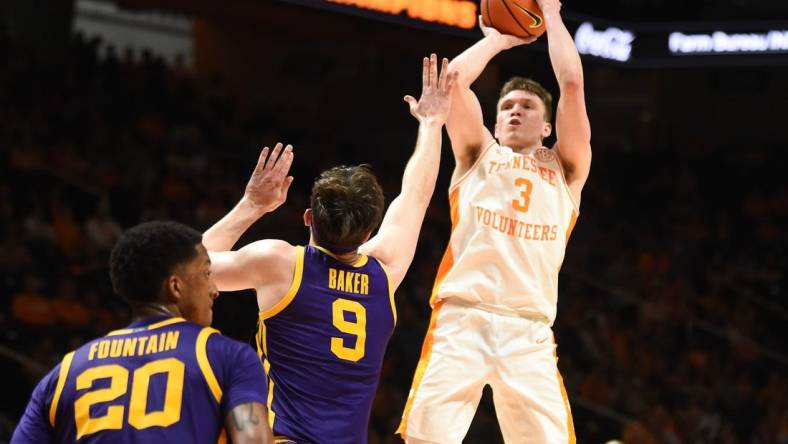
[132,303,178,322]
[308,237,361,265]
[332,251,361,265]
[499,137,543,154]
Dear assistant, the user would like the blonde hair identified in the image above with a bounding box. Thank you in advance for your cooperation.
[499,77,553,122]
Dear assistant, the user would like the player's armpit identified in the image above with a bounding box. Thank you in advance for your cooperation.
[225,402,273,444]
[445,86,494,177]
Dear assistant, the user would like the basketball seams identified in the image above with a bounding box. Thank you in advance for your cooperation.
[483,0,497,30]
[483,0,547,38]
[500,0,534,37]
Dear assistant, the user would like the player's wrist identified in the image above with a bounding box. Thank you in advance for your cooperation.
[238,196,271,217]
[541,9,562,24]
[485,34,511,51]
[419,118,446,128]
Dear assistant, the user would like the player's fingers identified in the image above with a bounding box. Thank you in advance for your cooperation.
[422,56,429,89]
[438,57,449,92]
[279,176,294,203]
[282,176,294,194]
[253,146,270,175]
[274,146,294,177]
[265,143,283,170]
[404,96,418,117]
[429,53,438,89]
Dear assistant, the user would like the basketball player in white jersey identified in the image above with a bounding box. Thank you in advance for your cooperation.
[397,0,591,443]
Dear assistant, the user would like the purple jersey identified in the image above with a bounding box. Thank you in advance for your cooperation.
[12,316,267,444]
[258,246,396,444]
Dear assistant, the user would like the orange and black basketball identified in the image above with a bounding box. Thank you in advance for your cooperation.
[481,0,547,38]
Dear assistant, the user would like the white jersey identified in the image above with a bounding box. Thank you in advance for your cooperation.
[431,140,580,324]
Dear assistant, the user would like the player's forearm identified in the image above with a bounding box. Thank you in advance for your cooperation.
[400,121,443,209]
[203,199,266,252]
[543,11,584,89]
[449,36,506,87]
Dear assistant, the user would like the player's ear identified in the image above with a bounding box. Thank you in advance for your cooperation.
[164,274,182,304]
[542,121,552,139]
[303,208,312,227]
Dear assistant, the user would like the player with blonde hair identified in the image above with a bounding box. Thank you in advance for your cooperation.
[398,0,592,442]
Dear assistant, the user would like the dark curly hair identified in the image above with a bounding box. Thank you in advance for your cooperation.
[310,165,385,251]
[109,221,202,305]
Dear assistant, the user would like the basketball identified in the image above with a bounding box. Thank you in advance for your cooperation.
[481,0,546,38]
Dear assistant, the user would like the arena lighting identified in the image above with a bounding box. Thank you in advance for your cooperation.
[276,0,788,67]
[324,0,478,29]
[668,30,788,55]
[574,21,635,62]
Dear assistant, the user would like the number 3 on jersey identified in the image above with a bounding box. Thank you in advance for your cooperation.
[74,358,184,438]
[512,177,533,213]
[331,298,367,362]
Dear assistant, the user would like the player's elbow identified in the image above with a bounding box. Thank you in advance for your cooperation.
[559,74,584,93]
[447,62,471,87]
[202,238,225,253]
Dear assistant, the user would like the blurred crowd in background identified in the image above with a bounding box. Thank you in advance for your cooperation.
[1,18,786,444]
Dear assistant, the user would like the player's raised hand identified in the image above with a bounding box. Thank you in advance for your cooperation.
[478,15,537,49]
[535,0,561,17]
[404,54,458,126]
[243,143,294,213]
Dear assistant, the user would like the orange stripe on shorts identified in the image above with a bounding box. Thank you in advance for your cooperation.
[396,302,445,438]
[554,348,576,443]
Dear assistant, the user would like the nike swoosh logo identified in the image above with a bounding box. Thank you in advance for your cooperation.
[512,1,543,28]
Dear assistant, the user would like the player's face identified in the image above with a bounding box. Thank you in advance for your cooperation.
[176,244,219,326]
[495,90,551,149]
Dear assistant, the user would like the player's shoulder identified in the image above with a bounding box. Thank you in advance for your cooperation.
[204,328,257,362]
[175,318,210,334]
[244,239,295,257]
[203,330,262,390]
[536,145,561,163]
[237,239,298,273]
[33,360,64,400]
[26,350,76,413]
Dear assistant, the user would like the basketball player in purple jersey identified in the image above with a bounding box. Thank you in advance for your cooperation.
[202,55,457,443]
[12,221,273,444]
